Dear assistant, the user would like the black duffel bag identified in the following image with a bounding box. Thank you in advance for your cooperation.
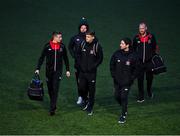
[151,54,167,75]
[27,73,44,101]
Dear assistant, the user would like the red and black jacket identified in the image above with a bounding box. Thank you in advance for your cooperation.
[133,32,158,63]
[36,41,69,76]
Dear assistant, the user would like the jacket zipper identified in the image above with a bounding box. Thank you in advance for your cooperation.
[143,39,146,63]
[54,44,57,71]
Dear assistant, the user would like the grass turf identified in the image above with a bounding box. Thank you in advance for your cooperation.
[0,0,180,134]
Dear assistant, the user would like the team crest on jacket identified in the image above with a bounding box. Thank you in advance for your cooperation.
[126,60,130,66]
[59,48,63,52]
[148,39,151,44]
[76,38,80,41]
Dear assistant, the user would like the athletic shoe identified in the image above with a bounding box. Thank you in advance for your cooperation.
[76,96,83,105]
[118,115,126,124]
[49,111,55,116]
[137,98,145,103]
[87,110,93,116]
[148,93,154,99]
[82,104,88,111]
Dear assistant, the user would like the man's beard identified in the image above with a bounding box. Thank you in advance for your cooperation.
[140,31,146,36]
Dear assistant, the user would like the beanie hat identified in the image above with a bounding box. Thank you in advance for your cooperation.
[78,17,89,31]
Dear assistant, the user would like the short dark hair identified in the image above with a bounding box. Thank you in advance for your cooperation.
[52,31,62,36]
[121,37,132,46]
[86,31,95,36]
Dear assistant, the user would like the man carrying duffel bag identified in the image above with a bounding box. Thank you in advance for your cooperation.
[35,31,70,116]
[133,22,159,102]
[28,73,44,101]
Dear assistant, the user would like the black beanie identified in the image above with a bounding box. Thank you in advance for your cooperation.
[78,17,89,31]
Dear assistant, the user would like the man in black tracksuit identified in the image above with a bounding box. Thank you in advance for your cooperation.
[76,31,103,115]
[133,22,158,102]
[35,31,70,116]
[110,38,140,124]
[68,17,89,105]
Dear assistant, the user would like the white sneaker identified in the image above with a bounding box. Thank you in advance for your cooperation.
[76,96,83,105]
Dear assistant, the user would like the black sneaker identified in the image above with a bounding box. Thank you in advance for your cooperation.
[87,110,93,116]
[148,93,154,99]
[82,103,89,111]
[118,115,126,124]
[49,111,55,116]
[82,101,89,111]
[125,112,128,116]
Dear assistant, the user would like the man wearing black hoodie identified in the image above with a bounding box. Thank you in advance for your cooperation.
[35,31,70,116]
[77,31,103,115]
[110,38,140,123]
[68,17,89,105]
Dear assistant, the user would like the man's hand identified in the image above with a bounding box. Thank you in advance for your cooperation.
[66,71,70,77]
[35,70,40,75]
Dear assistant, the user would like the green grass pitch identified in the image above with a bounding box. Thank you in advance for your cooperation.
[0,0,180,134]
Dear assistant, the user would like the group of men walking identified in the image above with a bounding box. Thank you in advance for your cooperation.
[35,17,158,124]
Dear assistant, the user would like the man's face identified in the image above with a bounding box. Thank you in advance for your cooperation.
[139,24,147,35]
[120,40,128,50]
[54,34,62,43]
[80,25,87,33]
[86,34,94,43]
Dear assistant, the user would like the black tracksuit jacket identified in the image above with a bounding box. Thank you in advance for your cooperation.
[133,32,157,63]
[68,33,86,69]
[36,42,69,76]
[110,49,140,86]
[76,38,103,73]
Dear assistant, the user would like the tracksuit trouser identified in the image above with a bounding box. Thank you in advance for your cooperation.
[114,81,130,116]
[79,72,96,111]
[138,62,154,99]
[46,71,61,112]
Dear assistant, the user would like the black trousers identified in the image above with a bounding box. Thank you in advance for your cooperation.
[46,71,61,112]
[75,69,83,97]
[114,81,130,116]
[79,72,96,111]
[138,62,154,99]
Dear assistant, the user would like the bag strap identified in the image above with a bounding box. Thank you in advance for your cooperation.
[93,42,99,56]
[152,54,164,66]
[81,41,86,50]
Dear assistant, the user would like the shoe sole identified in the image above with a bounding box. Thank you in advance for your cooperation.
[118,121,126,124]
[76,100,83,105]
[88,112,93,116]
[82,105,88,111]
[137,100,145,103]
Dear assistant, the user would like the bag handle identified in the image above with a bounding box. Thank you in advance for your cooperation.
[34,73,40,80]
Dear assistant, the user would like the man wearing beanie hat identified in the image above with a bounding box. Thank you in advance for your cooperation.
[110,38,140,123]
[133,22,159,103]
[68,17,89,105]
[76,31,103,116]
[35,31,70,116]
